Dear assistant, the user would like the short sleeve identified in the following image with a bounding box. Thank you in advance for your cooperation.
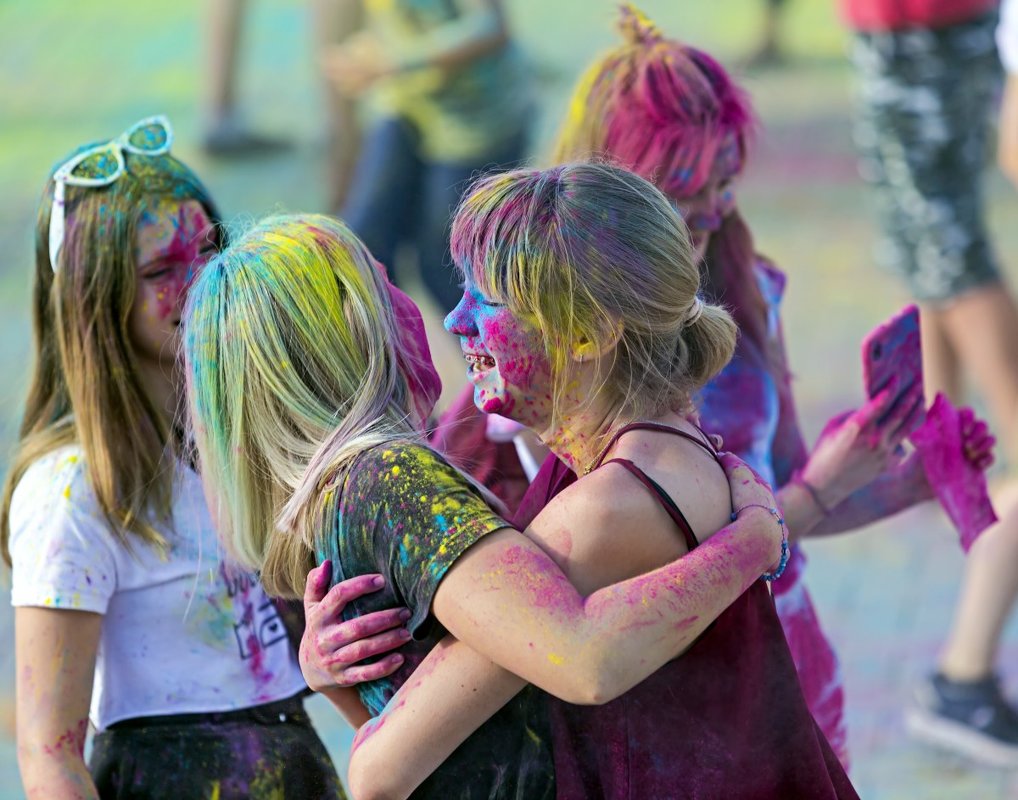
[9,452,118,613]
[337,443,509,636]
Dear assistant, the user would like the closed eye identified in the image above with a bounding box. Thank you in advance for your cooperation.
[463,282,506,308]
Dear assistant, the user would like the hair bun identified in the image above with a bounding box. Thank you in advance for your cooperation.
[617,2,662,46]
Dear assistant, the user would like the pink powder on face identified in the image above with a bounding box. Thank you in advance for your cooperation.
[911,393,997,552]
[140,203,215,321]
[476,313,550,390]
[481,393,514,416]
[449,287,555,429]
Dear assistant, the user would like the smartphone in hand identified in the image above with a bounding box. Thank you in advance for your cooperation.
[862,304,923,434]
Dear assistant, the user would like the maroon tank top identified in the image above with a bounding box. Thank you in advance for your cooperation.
[515,423,858,800]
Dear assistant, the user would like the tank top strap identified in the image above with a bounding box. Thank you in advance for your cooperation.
[592,421,719,473]
[601,458,700,550]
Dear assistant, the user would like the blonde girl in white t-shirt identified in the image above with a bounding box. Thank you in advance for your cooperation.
[1,118,407,800]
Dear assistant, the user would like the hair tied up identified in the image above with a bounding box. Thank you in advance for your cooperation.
[617,2,662,46]
[683,296,705,328]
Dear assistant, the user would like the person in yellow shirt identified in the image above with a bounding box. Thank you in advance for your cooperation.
[317,0,532,313]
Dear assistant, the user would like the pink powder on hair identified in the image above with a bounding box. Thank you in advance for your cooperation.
[595,43,753,200]
[377,265,442,421]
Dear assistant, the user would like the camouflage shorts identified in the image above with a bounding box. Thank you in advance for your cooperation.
[853,12,1003,303]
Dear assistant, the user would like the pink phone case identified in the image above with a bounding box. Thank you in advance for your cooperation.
[910,394,997,552]
[862,304,922,401]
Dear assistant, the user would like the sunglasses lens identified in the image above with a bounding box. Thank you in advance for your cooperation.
[69,150,121,182]
[127,121,169,152]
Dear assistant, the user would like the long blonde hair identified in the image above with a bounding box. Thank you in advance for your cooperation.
[1,149,223,566]
[182,214,421,598]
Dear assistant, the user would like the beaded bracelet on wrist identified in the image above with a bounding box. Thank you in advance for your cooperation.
[731,504,789,582]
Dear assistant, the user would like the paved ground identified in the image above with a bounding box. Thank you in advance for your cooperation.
[4,0,1018,797]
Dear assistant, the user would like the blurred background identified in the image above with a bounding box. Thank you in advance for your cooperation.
[3,0,1018,797]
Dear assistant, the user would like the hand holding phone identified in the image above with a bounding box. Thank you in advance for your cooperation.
[862,304,923,436]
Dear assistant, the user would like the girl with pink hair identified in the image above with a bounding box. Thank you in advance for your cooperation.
[529,3,993,771]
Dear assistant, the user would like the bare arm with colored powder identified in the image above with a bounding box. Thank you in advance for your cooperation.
[777,389,994,540]
[767,306,990,540]
[335,453,780,799]
[766,310,928,541]
[774,387,919,540]
[385,0,510,73]
[15,607,101,800]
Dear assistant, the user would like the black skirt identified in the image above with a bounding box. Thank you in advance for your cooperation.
[89,693,345,800]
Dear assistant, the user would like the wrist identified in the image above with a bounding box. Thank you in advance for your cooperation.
[317,683,348,700]
[793,470,836,515]
[901,455,934,502]
[731,504,789,581]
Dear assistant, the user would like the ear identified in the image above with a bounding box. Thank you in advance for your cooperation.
[570,318,624,363]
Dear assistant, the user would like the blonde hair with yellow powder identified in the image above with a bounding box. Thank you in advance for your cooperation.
[183,213,421,597]
[450,162,738,429]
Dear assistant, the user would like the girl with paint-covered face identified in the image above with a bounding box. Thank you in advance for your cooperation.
[180,208,803,799]
[288,166,858,798]
[1,119,398,800]
[540,4,995,769]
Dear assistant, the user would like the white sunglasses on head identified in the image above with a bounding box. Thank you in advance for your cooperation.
[48,115,174,272]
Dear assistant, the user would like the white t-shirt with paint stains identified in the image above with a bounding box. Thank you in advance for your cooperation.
[9,446,307,730]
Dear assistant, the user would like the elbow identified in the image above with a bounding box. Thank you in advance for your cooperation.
[547,655,627,706]
[474,12,510,58]
[347,750,406,800]
[568,685,613,707]
[572,671,625,706]
[465,30,509,63]
[346,764,381,800]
